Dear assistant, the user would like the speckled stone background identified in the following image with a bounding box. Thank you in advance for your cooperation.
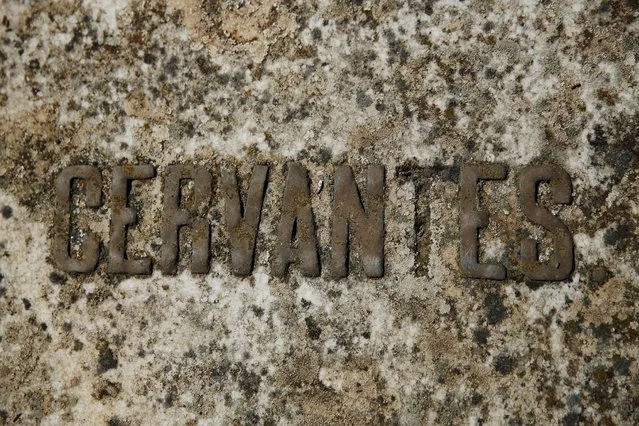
[1,0,638,424]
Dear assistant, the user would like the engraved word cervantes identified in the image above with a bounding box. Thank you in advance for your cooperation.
[53,162,574,281]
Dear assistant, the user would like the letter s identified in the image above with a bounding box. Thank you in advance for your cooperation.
[519,165,573,281]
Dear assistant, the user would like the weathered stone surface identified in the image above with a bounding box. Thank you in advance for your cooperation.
[0,0,638,424]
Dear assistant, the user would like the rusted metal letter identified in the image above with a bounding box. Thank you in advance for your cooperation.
[519,165,573,281]
[160,165,212,275]
[330,165,385,278]
[53,165,102,272]
[395,163,434,277]
[108,165,155,274]
[459,163,507,280]
[272,163,320,277]
[222,165,268,276]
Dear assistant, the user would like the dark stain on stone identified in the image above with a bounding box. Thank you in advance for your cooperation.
[195,55,217,75]
[484,292,507,325]
[544,384,565,409]
[143,52,156,64]
[312,147,332,165]
[562,412,582,426]
[49,271,67,285]
[525,279,544,291]
[384,29,409,64]
[251,306,264,318]
[612,355,632,376]
[594,366,613,384]
[613,220,637,252]
[97,344,118,373]
[602,315,639,343]
[245,411,259,424]
[589,265,609,287]
[473,328,489,345]
[603,227,618,246]
[211,363,230,385]
[627,0,639,10]
[327,289,341,299]
[444,103,456,122]
[356,90,373,108]
[484,67,497,79]
[596,88,618,106]
[592,323,612,341]
[430,160,460,184]
[22,298,31,310]
[237,368,261,398]
[1,205,12,218]
[566,393,581,408]
[493,355,516,375]
[107,416,121,426]
[94,380,122,400]
[163,392,174,407]
[164,56,179,77]
[305,316,322,340]
[396,77,407,92]
[73,339,84,351]
[588,118,639,179]
[28,59,40,70]
[588,366,616,410]
[588,124,607,149]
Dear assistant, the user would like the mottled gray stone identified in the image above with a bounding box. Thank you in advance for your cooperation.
[0,0,638,424]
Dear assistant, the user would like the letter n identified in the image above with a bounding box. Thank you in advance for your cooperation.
[330,165,384,278]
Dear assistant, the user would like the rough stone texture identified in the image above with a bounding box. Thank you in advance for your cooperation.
[1,0,638,424]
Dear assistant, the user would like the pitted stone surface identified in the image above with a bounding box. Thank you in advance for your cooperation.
[1,0,638,424]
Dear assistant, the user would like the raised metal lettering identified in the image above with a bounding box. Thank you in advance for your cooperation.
[519,164,573,281]
[396,163,432,277]
[330,165,385,278]
[221,165,268,276]
[160,165,212,275]
[272,163,320,277]
[53,165,102,273]
[459,163,507,280]
[108,165,155,274]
